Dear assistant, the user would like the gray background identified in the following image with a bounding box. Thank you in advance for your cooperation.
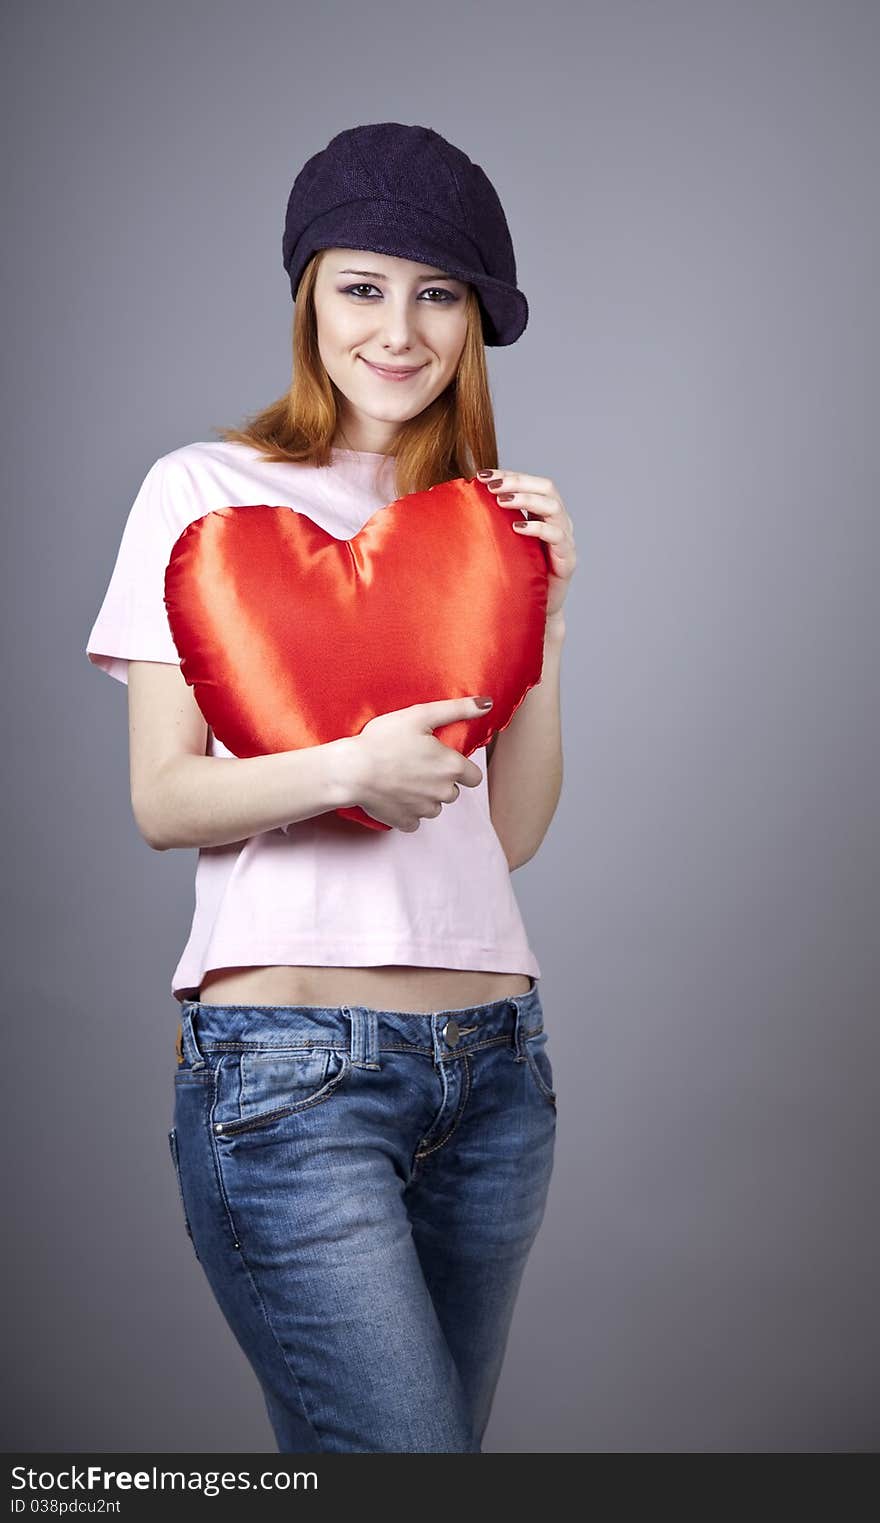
[3,0,878,1452]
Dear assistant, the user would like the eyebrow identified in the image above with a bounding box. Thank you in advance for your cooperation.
[337,267,461,282]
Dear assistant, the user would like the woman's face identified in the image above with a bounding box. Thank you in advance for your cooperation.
[312,247,470,452]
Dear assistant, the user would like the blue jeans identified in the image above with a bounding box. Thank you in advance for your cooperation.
[168,976,557,1453]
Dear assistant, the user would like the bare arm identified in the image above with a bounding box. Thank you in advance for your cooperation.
[127,661,354,851]
[486,614,565,870]
[127,662,489,851]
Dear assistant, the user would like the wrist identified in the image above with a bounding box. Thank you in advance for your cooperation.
[324,734,363,809]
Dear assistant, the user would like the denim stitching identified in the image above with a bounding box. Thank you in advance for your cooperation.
[197,1032,532,1057]
[522,1036,557,1107]
[206,1115,327,1449]
[212,1053,353,1137]
[413,1051,472,1161]
[167,1128,199,1258]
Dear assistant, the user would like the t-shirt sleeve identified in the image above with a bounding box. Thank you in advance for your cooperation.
[85,454,187,686]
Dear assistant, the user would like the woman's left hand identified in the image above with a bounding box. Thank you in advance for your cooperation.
[479,468,577,624]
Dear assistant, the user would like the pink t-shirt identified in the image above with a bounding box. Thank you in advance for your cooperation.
[86,439,542,1001]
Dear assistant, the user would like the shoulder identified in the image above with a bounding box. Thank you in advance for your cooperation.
[135,440,254,536]
[154,438,247,486]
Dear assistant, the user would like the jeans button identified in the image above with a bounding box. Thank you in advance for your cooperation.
[443,1018,461,1046]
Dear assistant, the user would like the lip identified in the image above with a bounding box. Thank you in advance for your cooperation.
[360,357,427,381]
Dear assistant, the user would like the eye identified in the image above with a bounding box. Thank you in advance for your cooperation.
[340,284,458,303]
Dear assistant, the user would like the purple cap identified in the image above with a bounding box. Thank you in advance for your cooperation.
[282,122,529,346]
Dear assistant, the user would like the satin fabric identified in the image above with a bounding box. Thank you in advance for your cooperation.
[163,476,549,830]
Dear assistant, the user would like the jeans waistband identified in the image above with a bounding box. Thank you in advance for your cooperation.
[178,976,542,1070]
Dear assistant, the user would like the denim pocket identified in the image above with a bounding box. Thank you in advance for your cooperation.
[167,1127,200,1260]
[522,1028,557,1108]
[212,1047,352,1138]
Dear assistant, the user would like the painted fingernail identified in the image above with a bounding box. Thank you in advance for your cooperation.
[497,492,515,501]
[474,696,494,708]
[476,470,494,479]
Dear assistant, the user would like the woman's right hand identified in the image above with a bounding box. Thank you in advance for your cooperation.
[336,696,493,831]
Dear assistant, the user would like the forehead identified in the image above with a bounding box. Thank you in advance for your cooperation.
[321,248,465,282]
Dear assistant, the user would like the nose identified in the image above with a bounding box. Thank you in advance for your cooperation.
[373,296,423,351]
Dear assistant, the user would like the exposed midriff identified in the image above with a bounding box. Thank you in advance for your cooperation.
[197,963,533,1013]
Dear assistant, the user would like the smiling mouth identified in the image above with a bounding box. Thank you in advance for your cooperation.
[360,357,427,378]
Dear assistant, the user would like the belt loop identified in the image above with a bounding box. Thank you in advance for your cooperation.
[342,1005,380,1070]
[510,997,527,1060]
[180,1004,206,1069]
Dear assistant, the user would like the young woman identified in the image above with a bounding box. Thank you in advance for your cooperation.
[86,122,577,1453]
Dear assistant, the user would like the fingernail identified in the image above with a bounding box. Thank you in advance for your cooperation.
[474,696,494,708]
[476,470,494,480]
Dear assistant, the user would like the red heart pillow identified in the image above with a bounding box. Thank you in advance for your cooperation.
[163,476,549,830]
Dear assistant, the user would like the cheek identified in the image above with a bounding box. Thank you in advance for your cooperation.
[318,306,366,351]
[319,335,367,388]
[437,315,468,362]
[436,340,466,380]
